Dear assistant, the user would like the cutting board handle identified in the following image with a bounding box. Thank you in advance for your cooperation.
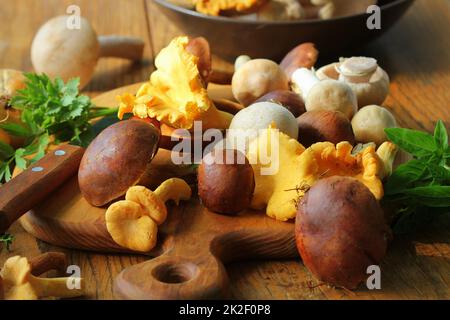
[114,246,229,300]
[0,144,84,235]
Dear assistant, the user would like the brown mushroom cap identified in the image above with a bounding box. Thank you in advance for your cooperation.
[256,90,306,118]
[295,176,390,289]
[198,149,255,215]
[297,110,355,147]
[78,119,160,207]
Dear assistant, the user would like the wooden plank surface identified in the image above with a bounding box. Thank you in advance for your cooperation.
[1,0,449,300]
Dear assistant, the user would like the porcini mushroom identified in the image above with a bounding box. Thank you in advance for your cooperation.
[317,56,390,107]
[0,255,84,300]
[105,178,192,252]
[78,119,160,207]
[31,16,145,89]
[292,68,358,119]
[232,59,289,107]
[351,105,397,146]
[279,42,319,79]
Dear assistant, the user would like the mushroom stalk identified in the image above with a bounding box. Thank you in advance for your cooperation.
[291,68,320,100]
[376,142,398,179]
[98,35,145,61]
[30,276,85,299]
[154,178,192,205]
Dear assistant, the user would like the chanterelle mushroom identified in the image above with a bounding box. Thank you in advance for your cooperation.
[105,178,192,252]
[0,256,84,300]
[195,0,268,16]
[317,56,390,107]
[118,36,232,130]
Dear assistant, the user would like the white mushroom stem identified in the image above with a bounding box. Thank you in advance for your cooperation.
[98,35,144,60]
[311,0,335,19]
[376,142,398,179]
[337,57,379,84]
[291,68,320,100]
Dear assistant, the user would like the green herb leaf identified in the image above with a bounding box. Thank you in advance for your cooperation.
[434,120,448,152]
[14,148,27,169]
[0,123,31,137]
[0,141,15,159]
[385,127,437,159]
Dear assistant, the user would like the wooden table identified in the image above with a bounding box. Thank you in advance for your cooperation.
[0,0,449,300]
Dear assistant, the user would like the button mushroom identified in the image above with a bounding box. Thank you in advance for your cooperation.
[317,56,390,107]
[31,16,145,89]
[78,119,160,207]
[0,255,84,300]
[291,68,358,119]
[226,101,299,152]
[351,105,397,146]
[105,178,192,252]
[232,59,289,107]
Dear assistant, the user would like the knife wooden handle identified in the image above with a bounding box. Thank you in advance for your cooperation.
[0,144,84,234]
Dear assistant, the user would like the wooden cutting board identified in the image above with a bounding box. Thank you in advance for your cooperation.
[18,83,298,300]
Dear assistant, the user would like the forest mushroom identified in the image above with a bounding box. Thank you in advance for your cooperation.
[246,126,307,221]
[198,148,255,215]
[0,255,84,300]
[257,0,305,21]
[317,57,390,107]
[295,176,390,289]
[31,15,145,89]
[118,36,232,130]
[105,178,191,252]
[297,110,355,147]
[78,119,160,207]
[232,59,289,107]
[351,105,397,145]
[256,90,306,117]
[227,101,298,152]
[292,68,358,119]
[279,42,319,79]
[0,69,26,147]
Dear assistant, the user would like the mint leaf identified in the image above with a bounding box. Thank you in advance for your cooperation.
[385,127,437,159]
[385,160,429,194]
[14,148,27,169]
[402,186,450,207]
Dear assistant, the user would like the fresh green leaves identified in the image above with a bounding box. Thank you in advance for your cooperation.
[0,233,14,252]
[384,121,450,233]
[0,73,118,183]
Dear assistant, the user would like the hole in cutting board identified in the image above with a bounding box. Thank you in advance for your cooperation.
[152,262,198,284]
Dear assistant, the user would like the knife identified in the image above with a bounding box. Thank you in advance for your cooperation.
[0,144,84,235]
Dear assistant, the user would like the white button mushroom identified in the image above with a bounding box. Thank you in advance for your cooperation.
[232,59,289,107]
[351,105,397,146]
[225,101,299,152]
[291,68,358,119]
[234,55,252,71]
[316,57,390,107]
[31,16,145,89]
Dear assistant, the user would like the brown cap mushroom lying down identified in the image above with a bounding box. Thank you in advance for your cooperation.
[78,119,160,207]
[31,16,145,89]
[0,255,84,300]
[106,178,192,252]
[317,57,390,108]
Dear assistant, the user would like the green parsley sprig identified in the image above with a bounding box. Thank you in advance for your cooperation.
[384,120,450,233]
[0,73,118,184]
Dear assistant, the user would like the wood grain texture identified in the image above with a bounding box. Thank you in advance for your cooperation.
[0,0,449,300]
